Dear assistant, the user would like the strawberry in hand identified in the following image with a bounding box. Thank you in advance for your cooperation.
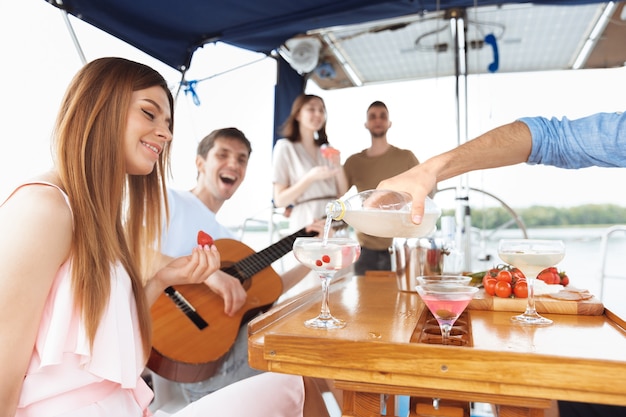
[197,230,214,246]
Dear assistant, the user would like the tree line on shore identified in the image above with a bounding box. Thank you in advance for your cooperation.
[442,204,626,229]
[240,203,626,234]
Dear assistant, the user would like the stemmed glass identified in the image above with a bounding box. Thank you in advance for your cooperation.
[415,283,478,345]
[498,239,565,325]
[417,275,472,286]
[293,237,361,329]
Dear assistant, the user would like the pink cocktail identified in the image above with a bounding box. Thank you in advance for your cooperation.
[415,284,478,344]
[320,144,340,160]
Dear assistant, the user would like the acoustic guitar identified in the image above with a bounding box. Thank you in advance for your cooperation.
[148,226,322,383]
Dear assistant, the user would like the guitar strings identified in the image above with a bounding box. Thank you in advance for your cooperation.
[232,228,318,282]
[236,238,293,279]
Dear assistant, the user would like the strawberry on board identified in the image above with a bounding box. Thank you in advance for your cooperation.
[537,267,560,285]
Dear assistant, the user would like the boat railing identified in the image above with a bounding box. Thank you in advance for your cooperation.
[598,224,626,301]
[434,186,528,272]
[435,186,528,239]
[235,204,288,242]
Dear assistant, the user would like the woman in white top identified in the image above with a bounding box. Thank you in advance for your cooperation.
[272,94,347,231]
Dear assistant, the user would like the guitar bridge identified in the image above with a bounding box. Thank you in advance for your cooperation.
[164,286,209,330]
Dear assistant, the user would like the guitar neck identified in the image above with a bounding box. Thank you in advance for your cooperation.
[223,227,316,282]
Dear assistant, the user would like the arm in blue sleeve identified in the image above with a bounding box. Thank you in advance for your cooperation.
[520,112,626,169]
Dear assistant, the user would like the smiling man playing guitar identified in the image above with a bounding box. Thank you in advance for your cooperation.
[152,128,331,408]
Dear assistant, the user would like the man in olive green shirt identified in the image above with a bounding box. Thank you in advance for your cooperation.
[343,101,420,275]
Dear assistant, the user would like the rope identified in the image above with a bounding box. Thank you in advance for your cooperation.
[177,54,270,106]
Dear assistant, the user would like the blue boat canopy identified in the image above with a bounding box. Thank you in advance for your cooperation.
[46,0,626,140]
[47,0,620,71]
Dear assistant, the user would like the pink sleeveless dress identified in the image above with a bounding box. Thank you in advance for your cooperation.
[14,181,152,416]
[13,182,305,417]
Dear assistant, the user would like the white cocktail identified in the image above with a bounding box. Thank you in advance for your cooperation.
[293,237,361,329]
[498,239,565,325]
[341,209,438,238]
[325,189,441,238]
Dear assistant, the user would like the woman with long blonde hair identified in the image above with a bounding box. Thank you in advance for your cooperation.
[0,57,328,417]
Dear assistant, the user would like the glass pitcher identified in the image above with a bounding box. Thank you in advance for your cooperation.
[326,189,441,238]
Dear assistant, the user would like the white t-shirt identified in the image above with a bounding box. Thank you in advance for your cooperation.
[159,189,261,399]
[161,188,236,257]
[272,139,339,231]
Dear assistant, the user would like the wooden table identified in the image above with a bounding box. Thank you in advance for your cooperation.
[248,274,626,417]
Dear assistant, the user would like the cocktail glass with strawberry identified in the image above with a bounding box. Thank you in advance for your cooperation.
[498,239,565,325]
[293,237,361,329]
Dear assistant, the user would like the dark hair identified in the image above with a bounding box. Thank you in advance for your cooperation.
[197,127,252,157]
[367,100,388,112]
[280,94,329,146]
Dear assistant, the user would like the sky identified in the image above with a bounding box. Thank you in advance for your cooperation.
[3,0,626,228]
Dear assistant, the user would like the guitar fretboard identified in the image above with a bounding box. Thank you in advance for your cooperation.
[224,228,316,282]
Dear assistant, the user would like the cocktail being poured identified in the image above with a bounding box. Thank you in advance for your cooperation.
[292,237,361,329]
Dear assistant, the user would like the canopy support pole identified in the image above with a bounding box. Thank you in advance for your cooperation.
[449,9,473,272]
[60,9,87,65]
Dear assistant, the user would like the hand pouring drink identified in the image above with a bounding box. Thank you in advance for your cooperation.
[325,189,441,238]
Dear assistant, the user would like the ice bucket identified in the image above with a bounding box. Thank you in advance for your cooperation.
[391,238,447,292]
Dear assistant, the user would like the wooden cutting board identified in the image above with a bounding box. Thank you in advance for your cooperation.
[469,288,605,316]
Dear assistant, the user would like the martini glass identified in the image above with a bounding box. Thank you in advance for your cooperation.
[415,284,479,345]
[293,237,361,329]
[417,275,472,286]
[498,239,565,325]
